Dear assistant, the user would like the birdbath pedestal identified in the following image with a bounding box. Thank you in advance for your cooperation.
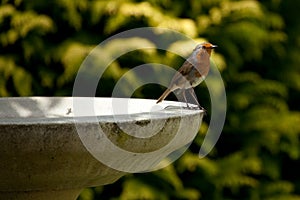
[0,97,203,200]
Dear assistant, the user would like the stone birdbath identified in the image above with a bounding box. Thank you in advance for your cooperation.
[0,97,204,200]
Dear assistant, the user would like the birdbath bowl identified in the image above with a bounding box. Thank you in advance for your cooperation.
[0,97,204,200]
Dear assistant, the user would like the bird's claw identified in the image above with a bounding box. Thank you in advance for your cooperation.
[184,104,206,113]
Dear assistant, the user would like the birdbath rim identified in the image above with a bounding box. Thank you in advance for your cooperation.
[0,96,204,124]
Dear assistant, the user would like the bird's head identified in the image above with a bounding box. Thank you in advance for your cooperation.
[194,42,217,55]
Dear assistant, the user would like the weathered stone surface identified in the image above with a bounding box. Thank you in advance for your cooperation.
[0,97,203,200]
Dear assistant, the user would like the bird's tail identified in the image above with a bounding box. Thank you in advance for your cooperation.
[156,88,171,104]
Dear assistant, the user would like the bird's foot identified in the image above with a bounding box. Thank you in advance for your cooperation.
[184,104,205,110]
[198,106,207,115]
[184,104,207,115]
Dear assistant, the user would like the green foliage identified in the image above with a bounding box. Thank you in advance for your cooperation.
[1,0,300,199]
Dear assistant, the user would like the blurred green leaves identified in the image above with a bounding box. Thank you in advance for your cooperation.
[0,56,32,95]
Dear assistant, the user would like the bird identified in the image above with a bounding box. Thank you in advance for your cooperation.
[156,42,217,109]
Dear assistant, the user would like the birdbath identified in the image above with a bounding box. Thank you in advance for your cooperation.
[0,97,204,200]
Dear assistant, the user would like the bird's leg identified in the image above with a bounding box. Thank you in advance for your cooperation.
[182,90,190,109]
[187,88,206,111]
[187,88,199,106]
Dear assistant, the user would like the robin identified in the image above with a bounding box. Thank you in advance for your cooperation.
[156,42,217,109]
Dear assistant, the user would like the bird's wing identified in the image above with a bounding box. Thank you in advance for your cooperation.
[177,60,194,76]
[169,61,194,86]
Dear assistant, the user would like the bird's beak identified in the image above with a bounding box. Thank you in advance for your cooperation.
[212,45,218,48]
